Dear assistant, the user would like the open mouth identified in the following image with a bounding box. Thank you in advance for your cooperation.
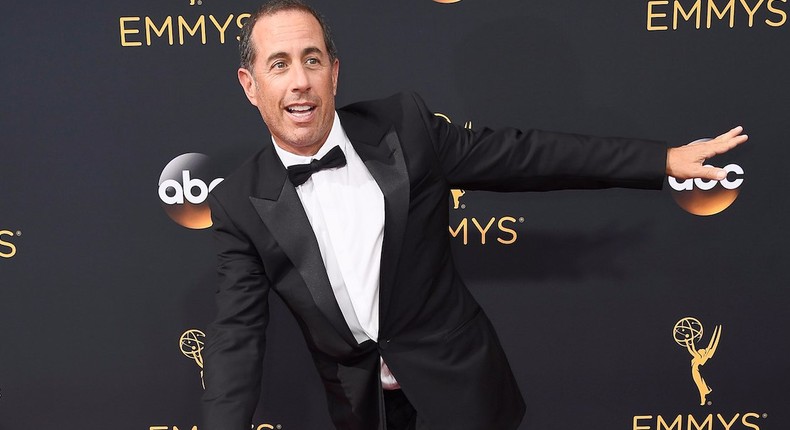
[286,105,316,118]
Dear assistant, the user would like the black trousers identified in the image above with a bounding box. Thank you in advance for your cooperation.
[383,389,417,430]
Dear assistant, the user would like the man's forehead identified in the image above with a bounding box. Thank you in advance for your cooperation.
[253,10,325,52]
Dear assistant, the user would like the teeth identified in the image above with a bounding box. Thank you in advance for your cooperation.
[288,106,312,113]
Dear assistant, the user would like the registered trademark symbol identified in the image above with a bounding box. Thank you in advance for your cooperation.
[707,401,712,406]
[460,204,466,209]
[762,413,768,418]
[197,0,202,4]
[518,217,525,223]
[275,425,283,430]
[15,231,21,237]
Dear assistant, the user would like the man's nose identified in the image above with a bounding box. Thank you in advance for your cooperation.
[290,64,311,92]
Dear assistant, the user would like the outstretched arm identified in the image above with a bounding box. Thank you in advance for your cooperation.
[704,325,722,359]
[666,126,748,180]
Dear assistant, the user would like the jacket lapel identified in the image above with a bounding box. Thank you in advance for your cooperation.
[338,111,410,331]
[248,146,358,347]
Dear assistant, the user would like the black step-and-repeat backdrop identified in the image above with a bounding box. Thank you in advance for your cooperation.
[2,0,788,429]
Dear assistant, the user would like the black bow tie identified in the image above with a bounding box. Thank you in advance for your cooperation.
[286,145,347,186]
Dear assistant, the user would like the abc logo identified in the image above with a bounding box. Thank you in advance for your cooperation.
[158,153,224,229]
[668,163,744,216]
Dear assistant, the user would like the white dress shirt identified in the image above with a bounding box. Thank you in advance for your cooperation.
[272,113,400,389]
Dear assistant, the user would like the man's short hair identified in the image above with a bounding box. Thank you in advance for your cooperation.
[239,0,338,71]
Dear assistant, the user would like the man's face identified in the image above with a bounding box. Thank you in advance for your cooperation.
[238,10,339,156]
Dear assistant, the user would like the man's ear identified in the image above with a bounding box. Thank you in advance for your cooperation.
[331,58,339,96]
[238,68,258,107]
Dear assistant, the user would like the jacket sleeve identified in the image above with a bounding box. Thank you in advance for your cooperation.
[202,193,270,430]
[409,92,668,192]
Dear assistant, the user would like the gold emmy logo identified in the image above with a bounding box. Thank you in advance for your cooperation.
[118,2,250,48]
[673,317,722,405]
[451,189,466,209]
[646,0,788,31]
[180,329,206,389]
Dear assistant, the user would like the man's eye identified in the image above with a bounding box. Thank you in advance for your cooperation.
[272,61,287,69]
[306,58,320,65]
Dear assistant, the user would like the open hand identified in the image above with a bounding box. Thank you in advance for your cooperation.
[666,126,748,180]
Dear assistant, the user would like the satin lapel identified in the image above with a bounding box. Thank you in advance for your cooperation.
[344,121,410,330]
[248,147,357,347]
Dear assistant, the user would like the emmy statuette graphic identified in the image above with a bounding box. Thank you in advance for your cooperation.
[180,329,206,389]
[673,317,722,405]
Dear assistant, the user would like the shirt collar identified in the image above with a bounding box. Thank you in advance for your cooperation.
[272,112,347,168]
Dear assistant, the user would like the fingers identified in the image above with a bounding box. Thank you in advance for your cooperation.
[667,126,747,179]
[704,126,748,158]
[717,126,748,146]
[667,153,727,180]
[715,125,744,140]
[716,126,748,146]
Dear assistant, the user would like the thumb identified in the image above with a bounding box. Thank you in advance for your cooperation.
[699,165,727,181]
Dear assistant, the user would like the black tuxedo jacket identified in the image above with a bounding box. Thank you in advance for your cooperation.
[202,92,666,430]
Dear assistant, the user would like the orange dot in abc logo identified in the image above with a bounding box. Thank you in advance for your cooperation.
[668,156,744,216]
[158,153,224,229]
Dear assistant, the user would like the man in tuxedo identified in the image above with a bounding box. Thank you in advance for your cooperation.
[202,1,747,429]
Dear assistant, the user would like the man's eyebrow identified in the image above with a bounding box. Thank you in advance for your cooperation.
[265,51,289,64]
[302,46,323,57]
